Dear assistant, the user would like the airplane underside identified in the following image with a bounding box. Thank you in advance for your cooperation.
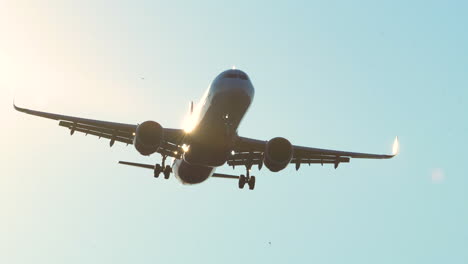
[15,68,397,191]
[119,71,258,189]
[173,78,253,185]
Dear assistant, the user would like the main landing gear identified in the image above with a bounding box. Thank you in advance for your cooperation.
[238,168,256,190]
[154,155,172,179]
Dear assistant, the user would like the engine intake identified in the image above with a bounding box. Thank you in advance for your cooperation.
[263,137,293,172]
[133,121,163,156]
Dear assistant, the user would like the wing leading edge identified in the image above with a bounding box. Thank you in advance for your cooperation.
[13,103,185,156]
[230,136,398,170]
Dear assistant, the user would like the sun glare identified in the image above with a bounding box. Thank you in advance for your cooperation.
[182,144,190,153]
[182,88,209,133]
[392,136,400,156]
[182,106,202,133]
[182,111,196,133]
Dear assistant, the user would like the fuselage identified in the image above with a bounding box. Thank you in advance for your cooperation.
[172,69,255,184]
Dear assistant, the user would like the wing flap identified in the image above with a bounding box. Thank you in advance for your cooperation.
[59,121,134,137]
[59,121,134,144]
[68,126,133,145]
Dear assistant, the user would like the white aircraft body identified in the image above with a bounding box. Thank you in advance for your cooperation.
[14,69,398,190]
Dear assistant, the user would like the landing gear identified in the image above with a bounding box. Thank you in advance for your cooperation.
[163,165,172,179]
[248,176,255,190]
[154,164,162,178]
[238,169,256,190]
[239,175,246,189]
[154,156,172,180]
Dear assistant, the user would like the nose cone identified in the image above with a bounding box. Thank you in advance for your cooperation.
[213,69,255,99]
[216,69,250,81]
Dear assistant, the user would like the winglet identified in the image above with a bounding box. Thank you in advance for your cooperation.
[13,99,19,111]
[392,136,400,156]
[13,100,25,113]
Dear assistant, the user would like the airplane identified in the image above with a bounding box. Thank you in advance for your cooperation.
[14,69,399,190]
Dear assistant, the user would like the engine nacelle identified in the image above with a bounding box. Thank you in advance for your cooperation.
[263,137,293,172]
[133,121,163,156]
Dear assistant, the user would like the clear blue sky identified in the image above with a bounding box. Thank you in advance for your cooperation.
[1,1,467,263]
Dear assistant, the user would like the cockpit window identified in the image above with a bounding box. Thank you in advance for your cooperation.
[221,71,249,80]
[224,73,238,79]
[239,72,249,80]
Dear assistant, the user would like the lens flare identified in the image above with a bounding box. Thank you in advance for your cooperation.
[182,105,202,133]
[182,144,190,153]
[182,88,209,133]
[431,168,445,183]
[181,108,197,133]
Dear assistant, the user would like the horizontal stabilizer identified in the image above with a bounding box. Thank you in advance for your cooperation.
[118,161,154,170]
[212,173,239,180]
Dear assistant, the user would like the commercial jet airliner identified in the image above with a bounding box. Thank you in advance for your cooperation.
[14,69,399,190]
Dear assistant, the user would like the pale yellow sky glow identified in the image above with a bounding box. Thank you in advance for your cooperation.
[0,3,167,256]
[0,2,150,118]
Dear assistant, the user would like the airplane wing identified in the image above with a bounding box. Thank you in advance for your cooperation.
[229,136,398,170]
[13,104,186,158]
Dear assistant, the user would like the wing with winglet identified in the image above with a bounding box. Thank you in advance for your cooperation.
[229,135,399,170]
[14,103,186,158]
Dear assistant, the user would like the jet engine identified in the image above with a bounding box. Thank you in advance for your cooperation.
[263,137,293,172]
[133,121,163,156]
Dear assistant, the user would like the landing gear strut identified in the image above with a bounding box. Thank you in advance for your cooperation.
[154,155,172,180]
[238,168,256,190]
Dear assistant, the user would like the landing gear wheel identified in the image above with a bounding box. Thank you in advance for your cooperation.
[154,164,162,178]
[238,175,246,189]
[163,165,172,179]
[248,176,256,190]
